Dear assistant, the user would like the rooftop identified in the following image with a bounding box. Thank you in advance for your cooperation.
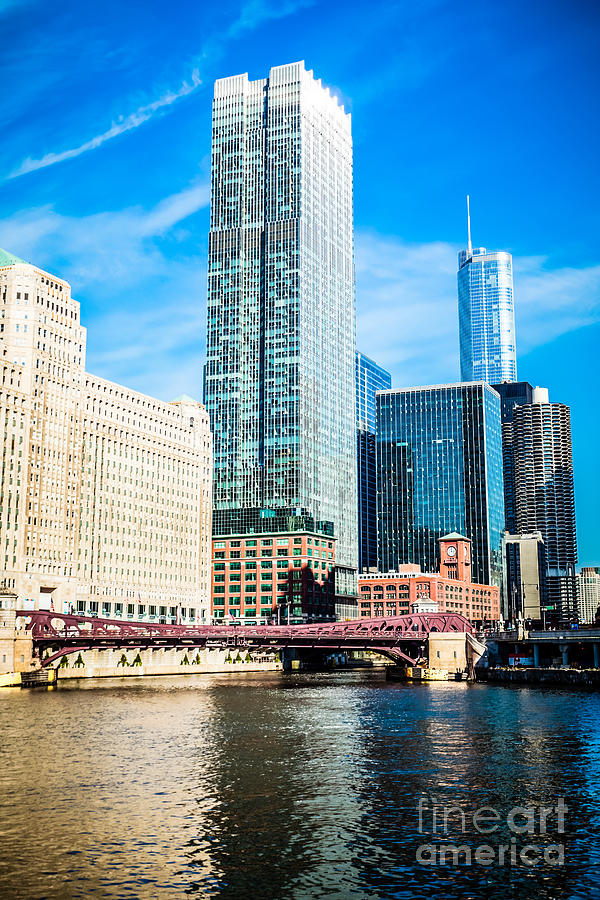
[439,532,470,542]
[170,394,199,404]
[0,248,28,267]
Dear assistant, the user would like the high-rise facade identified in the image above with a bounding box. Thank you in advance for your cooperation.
[0,250,213,622]
[577,568,600,625]
[492,380,534,533]
[204,62,358,612]
[356,352,391,573]
[376,383,505,589]
[458,199,517,383]
[503,532,547,623]
[509,388,578,624]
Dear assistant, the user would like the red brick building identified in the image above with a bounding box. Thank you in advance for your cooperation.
[358,533,500,625]
[212,527,336,624]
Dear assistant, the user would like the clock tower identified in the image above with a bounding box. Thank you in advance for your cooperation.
[439,532,472,583]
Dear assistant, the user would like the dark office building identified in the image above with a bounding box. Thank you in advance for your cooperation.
[356,352,391,573]
[492,381,534,533]
[376,383,505,589]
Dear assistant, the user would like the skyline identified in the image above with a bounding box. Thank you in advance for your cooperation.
[0,0,598,564]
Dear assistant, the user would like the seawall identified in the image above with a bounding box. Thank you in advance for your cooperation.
[477,667,600,689]
[51,645,281,680]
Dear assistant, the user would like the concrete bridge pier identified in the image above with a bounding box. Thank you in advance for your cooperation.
[533,644,540,668]
[0,607,36,685]
[428,633,469,675]
[594,644,600,669]
[281,647,301,671]
[559,644,570,667]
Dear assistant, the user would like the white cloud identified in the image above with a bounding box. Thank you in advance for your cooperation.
[88,294,208,401]
[7,0,313,181]
[9,72,202,179]
[0,182,210,284]
[0,185,210,400]
[514,256,600,351]
[4,201,598,402]
[140,184,210,236]
[227,0,314,37]
[355,230,600,387]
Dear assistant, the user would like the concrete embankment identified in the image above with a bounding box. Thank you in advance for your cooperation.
[53,645,281,679]
[477,667,600,689]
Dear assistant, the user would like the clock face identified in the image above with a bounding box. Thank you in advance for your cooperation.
[447,546,457,558]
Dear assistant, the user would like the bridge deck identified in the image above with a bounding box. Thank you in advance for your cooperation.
[16,610,474,668]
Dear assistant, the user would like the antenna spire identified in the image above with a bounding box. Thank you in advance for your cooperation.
[467,194,472,252]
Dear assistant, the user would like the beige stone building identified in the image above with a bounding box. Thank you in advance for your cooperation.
[0,248,212,624]
[577,568,600,625]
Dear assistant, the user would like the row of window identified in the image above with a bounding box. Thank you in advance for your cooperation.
[75,601,201,621]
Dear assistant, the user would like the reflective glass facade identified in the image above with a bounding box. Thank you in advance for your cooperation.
[458,247,517,383]
[356,352,391,573]
[376,383,505,589]
[492,380,534,533]
[204,62,358,597]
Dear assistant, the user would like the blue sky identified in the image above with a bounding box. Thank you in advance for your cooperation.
[1,0,598,563]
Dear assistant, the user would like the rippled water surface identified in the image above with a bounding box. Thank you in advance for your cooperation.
[1,671,600,899]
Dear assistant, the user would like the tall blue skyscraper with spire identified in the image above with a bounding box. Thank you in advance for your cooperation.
[457,197,517,383]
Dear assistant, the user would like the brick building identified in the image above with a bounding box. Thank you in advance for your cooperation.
[358,534,500,625]
[211,511,336,624]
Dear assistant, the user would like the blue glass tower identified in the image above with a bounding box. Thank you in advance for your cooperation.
[376,383,505,588]
[458,197,517,384]
[356,352,391,573]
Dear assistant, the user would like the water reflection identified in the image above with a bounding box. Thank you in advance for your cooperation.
[0,673,599,899]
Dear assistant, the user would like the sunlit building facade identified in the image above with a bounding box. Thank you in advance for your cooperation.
[204,62,358,615]
[376,383,505,589]
[0,249,213,623]
[577,568,600,625]
[358,534,501,625]
[212,509,335,624]
[504,532,547,623]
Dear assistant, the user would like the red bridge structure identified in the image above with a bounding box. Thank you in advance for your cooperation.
[17,610,474,668]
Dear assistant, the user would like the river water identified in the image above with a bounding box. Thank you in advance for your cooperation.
[1,671,600,899]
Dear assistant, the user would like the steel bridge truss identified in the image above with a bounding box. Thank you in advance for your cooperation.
[16,610,474,669]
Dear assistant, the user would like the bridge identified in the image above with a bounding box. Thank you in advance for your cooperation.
[16,610,475,668]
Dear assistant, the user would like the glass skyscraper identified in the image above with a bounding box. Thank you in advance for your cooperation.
[458,199,517,383]
[356,352,391,573]
[204,62,358,603]
[376,383,505,589]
